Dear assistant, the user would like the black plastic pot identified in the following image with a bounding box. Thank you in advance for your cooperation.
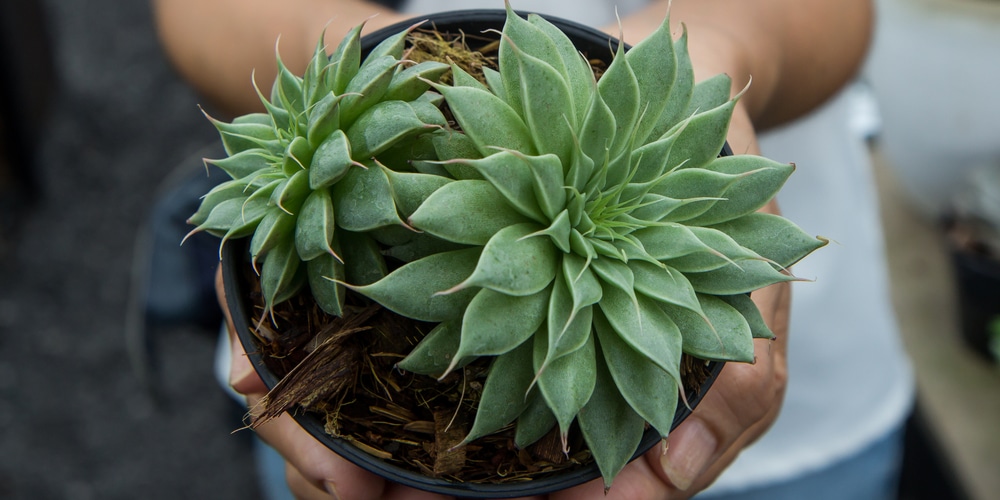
[224,10,726,497]
[949,247,1000,363]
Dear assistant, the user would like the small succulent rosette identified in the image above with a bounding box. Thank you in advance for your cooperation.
[189,4,825,487]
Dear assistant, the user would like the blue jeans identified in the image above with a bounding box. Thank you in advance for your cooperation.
[697,425,906,500]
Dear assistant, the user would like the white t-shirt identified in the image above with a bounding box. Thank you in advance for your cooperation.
[400,0,916,492]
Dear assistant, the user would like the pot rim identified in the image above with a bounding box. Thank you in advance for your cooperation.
[223,9,727,497]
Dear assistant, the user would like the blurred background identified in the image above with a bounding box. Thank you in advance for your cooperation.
[0,0,997,499]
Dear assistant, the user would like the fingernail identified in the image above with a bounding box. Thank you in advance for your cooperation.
[324,481,341,499]
[660,418,717,490]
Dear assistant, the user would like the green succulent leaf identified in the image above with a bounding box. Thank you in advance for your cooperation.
[662,98,736,172]
[337,230,386,286]
[327,23,363,94]
[309,129,356,190]
[397,320,463,376]
[385,61,450,101]
[534,324,597,441]
[686,259,797,295]
[206,149,274,180]
[331,166,403,232]
[460,152,547,223]
[294,188,337,261]
[249,208,296,265]
[630,260,704,318]
[207,115,281,156]
[409,179,533,245]
[307,251,346,316]
[683,156,795,226]
[595,311,679,438]
[380,167,451,218]
[433,84,536,156]
[577,348,645,489]
[596,42,640,161]
[708,212,826,269]
[514,388,558,449]
[647,29,694,141]
[661,294,755,362]
[543,276,594,367]
[345,100,438,160]
[463,339,535,443]
[719,293,775,339]
[625,15,676,144]
[448,223,558,296]
[260,240,304,315]
[339,55,398,125]
[526,13,593,123]
[683,73,733,120]
[666,226,763,273]
[350,248,482,322]
[307,92,345,147]
[452,287,549,366]
[599,287,683,385]
[513,48,575,163]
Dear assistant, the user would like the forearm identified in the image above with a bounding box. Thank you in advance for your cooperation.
[617,0,873,130]
[152,0,406,116]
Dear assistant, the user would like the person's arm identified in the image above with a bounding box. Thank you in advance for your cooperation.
[195,0,872,497]
[152,0,408,116]
[622,0,873,131]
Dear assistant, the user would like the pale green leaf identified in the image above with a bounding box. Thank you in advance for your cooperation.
[460,152,547,223]
[337,230,386,286]
[629,260,704,317]
[577,348,645,489]
[351,248,481,321]
[409,180,532,245]
[625,15,676,145]
[597,43,640,160]
[595,312,679,438]
[397,320,464,376]
[454,287,548,362]
[380,167,450,218]
[535,325,597,440]
[434,84,535,156]
[662,294,754,362]
[683,156,795,226]
[339,55,397,125]
[309,129,354,189]
[206,149,274,180]
[514,49,575,163]
[514,388,557,449]
[719,293,775,339]
[708,212,826,269]
[449,223,558,296]
[345,100,435,160]
[307,251,346,316]
[599,287,683,384]
[294,188,337,261]
[464,340,535,443]
[686,259,796,295]
[331,166,402,232]
[260,240,304,313]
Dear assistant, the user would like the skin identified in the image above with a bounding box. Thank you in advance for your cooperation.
[173,0,874,497]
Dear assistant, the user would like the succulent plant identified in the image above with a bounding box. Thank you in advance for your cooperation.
[195,3,825,490]
[186,22,451,318]
[345,6,825,486]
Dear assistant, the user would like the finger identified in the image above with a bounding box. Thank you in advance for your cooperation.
[286,461,335,500]
[646,330,788,493]
[546,456,670,500]
[383,483,455,500]
[250,406,388,500]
